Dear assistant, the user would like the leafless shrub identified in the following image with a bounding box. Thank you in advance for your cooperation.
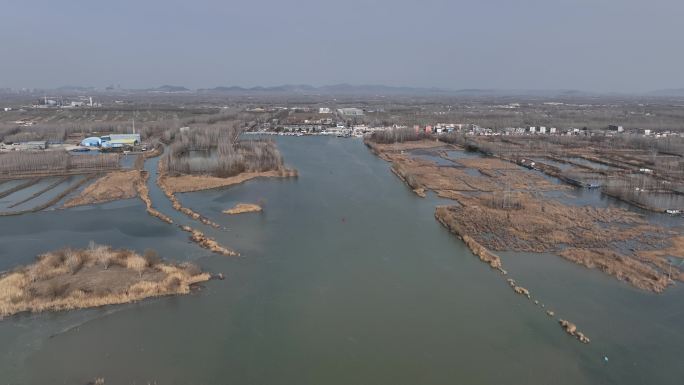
[143,249,161,267]
[165,276,182,291]
[163,125,283,177]
[0,151,119,176]
[182,263,202,277]
[64,250,84,274]
[369,128,430,144]
[482,195,524,210]
[126,256,147,278]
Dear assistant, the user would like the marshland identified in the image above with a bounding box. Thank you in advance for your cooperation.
[0,94,682,385]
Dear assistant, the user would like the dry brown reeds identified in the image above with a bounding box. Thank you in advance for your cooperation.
[0,244,210,318]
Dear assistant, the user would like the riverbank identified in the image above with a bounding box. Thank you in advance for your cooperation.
[0,245,211,318]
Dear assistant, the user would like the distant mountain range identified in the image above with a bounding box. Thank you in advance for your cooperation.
[196,84,612,97]
[24,84,684,98]
[646,88,684,97]
[198,84,450,95]
[149,85,191,92]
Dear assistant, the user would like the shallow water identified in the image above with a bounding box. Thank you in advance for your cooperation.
[0,178,59,210]
[565,157,617,171]
[531,157,574,171]
[0,176,90,213]
[0,137,682,385]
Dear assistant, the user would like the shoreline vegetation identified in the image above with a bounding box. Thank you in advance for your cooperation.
[160,123,297,194]
[224,203,263,215]
[179,226,238,256]
[366,129,683,344]
[147,124,296,256]
[62,171,143,208]
[161,168,298,194]
[435,207,591,344]
[439,133,684,214]
[0,244,211,318]
[365,131,683,293]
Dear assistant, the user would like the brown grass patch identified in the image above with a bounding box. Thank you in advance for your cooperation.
[162,168,298,194]
[63,170,142,208]
[435,193,680,293]
[223,203,263,215]
[0,244,210,318]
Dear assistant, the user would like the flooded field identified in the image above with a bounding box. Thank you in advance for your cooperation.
[531,157,574,171]
[0,175,89,214]
[0,137,682,384]
[565,157,618,170]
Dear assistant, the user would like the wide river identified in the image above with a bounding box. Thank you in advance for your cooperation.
[0,137,682,384]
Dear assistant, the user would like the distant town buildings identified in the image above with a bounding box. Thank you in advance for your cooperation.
[337,108,364,116]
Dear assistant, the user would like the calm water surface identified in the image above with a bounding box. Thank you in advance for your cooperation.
[0,137,682,384]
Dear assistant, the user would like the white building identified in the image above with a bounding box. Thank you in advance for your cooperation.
[549,127,557,134]
[21,141,47,150]
[337,108,364,116]
[529,126,536,133]
[539,126,547,134]
[319,107,331,114]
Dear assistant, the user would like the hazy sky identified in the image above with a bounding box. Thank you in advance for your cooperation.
[1,0,682,92]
